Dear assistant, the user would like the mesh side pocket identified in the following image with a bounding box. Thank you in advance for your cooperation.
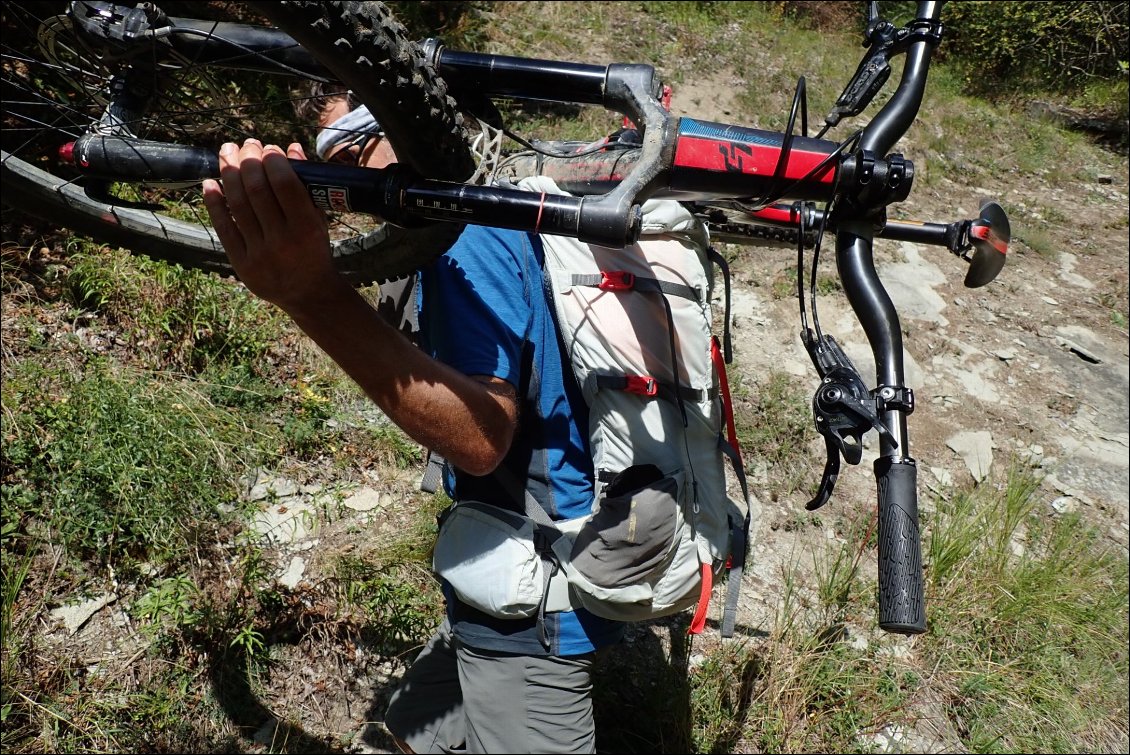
[569,464,680,589]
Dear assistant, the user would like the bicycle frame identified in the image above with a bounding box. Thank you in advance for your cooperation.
[58,0,1015,635]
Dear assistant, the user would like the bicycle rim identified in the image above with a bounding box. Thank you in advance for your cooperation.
[1,0,459,285]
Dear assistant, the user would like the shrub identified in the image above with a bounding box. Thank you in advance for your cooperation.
[939,2,1127,93]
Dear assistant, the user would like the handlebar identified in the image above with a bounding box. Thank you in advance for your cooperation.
[830,0,945,634]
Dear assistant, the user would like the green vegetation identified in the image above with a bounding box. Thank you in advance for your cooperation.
[2,2,1127,753]
[3,358,257,573]
[683,464,1129,754]
[1,239,439,752]
[923,465,1129,753]
[938,2,1127,110]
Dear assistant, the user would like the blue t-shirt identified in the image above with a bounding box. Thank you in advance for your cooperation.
[417,224,625,656]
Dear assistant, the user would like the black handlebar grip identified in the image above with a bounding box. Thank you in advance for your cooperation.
[874,457,926,634]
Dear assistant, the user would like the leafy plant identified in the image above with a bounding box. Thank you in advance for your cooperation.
[67,247,283,373]
[133,575,201,637]
[939,1,1128,99]
[331,553,442,644]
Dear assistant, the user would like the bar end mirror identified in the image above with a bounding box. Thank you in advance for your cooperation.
[964,200,1009,288]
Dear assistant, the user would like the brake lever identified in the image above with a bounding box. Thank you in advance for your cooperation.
[822,8,944,134]
[821,18,899,131]
[803,330,895,510]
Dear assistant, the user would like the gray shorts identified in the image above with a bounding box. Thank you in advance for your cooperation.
[384,619,596,754]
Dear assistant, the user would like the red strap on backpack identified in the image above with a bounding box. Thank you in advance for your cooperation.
[711,336,742,465]
[685,337,746,635]
[688,562,713,635]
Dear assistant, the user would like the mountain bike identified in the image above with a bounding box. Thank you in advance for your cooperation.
[1,0,1012,635]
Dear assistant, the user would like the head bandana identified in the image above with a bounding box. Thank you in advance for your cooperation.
[315,104,382,161]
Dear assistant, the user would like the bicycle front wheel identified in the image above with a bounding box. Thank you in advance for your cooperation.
[1,1,471,285]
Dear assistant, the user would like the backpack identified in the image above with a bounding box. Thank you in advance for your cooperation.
[424,176,755,641]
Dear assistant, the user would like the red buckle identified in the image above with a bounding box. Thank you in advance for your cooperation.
[599,271,634,291]
[624,375,658,396]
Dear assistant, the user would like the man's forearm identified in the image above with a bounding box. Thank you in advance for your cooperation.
[282,279,516,476]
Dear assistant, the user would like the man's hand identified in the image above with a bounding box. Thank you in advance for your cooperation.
[203,142,517,474]
[202,139,343,311]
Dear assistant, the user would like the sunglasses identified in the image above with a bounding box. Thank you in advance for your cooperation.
[325,131,381,166]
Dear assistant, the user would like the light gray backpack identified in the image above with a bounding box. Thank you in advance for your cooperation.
[430,177,755,642]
